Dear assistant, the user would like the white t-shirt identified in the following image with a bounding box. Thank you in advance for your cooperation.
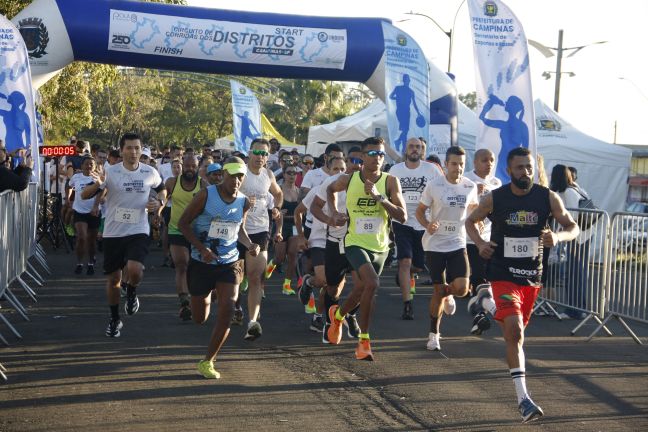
[70,173,97,214]
[389,161,440,231]
[240,167,273,235]
[158,162,174,182]
[303,186,326,249]
[420,175,478,252]
[101,162,163,238]
[316,173,347,241]
[301,167,330,227]
[464,170,502,244]
[559,186,592,244]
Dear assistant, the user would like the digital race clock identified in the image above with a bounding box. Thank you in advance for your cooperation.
[38,145,77,157]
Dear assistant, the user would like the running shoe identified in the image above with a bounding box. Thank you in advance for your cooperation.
[298,274,313,306]
[305,293,317,314]
[426,332,441,351]
[471,311,491,335]
[519,397,544,423]
[282,283,296,296]
[327,305,343,344]
[86,264,95,276]
[310,314,324,332]
[179,303,192,321]
[443,295,456,316]
[264,259,277,279]
[355,339,374,361]
[401,302,414,320]
[74,264,83,275]
[197,360,221,379]
[468,284,492,315]
[105,318,123,338]
[231,308,244,326]
[244,321,262,341]
[345,314,361,339]
[410,277,416,295]
[125,291,140,315]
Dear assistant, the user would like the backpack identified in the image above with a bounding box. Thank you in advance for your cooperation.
[572,187,600,230]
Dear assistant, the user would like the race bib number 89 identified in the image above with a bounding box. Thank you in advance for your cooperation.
[355,217,382,234]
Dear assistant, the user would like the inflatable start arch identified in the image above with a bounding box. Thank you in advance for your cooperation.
[13,0,456,146]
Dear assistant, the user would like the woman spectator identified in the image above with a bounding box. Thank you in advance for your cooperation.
[296,154,314,187]
[550,164,588,319]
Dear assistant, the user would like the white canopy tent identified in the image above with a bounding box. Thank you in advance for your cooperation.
[307,99,631,213]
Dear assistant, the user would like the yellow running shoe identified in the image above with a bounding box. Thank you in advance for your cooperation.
[282,282,296,296]
[197,360,220,379]
[305,292,317,313]
[410,277,416,295]
[264,259,277,279]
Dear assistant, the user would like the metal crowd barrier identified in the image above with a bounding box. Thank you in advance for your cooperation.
[1,183,48,381]
[589,212,648,344]
[536,208,611,336]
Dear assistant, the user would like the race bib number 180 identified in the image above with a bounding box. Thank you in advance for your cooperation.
[504,237,539,258]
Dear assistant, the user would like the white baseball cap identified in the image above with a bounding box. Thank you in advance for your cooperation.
[141,147,152,158]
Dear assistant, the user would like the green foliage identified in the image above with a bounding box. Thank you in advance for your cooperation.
[459,92,477,110]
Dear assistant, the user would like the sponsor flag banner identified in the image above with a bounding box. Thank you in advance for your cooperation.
[0,14,39,181]
[468,0,536,182]
[108,10,347,70]
[230,79,262,154]
[382,22,429,158]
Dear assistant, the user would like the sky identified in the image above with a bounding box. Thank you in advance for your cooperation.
[188,0,648,146]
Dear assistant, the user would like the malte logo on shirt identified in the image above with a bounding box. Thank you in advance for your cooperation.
[506,211,538,226]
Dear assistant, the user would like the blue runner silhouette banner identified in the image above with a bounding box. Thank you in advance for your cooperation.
[382,22,429,158]
[230,79,261,154]
[0,13,39,181]
[468,0,536,182]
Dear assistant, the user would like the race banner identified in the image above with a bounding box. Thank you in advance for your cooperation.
[382,22,429,159]
[230,80,262,154]
[108,9,347,70]
[468,0,536,182]
[0,13,39,181]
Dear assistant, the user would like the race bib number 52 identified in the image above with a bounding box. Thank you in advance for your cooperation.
[114,207,139,224]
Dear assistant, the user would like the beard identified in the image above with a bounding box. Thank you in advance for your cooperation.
[511,175,532,190]
[406,153,421,162]
[182,171,196,181]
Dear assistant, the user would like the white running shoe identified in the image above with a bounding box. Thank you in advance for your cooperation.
[426,332,441,351]
[443,295,456,315]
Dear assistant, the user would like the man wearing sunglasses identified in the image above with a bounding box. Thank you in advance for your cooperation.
[389,137,440,320]
[238,138,283,341]
[325,137,406,361]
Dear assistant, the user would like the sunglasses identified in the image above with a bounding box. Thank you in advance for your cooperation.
[285,171,297,175]
[281,158,293,163]
[365,150,385,157]
[302,160,314,165]
[348,157,363,165]
[252,149,269,157]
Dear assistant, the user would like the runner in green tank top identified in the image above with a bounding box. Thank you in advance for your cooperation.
[324,137,406,361]
[165,155,207,321]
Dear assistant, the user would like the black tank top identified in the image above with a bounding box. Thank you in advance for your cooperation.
[488,184,551,286]
[282,200,298,222]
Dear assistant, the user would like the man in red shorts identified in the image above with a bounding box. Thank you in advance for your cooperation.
[465,147,579,423]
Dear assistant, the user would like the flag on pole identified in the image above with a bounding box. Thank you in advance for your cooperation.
[382,22,429,159]
[468,0,536,182]
[0,13,39,181]
[230,79,262,154]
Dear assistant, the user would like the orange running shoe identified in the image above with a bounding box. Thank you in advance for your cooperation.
[355,339,374,361]
[264,260,277,279]
[327,305,343,345]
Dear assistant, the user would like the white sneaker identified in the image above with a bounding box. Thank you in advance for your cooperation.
[426,332,441,351]
[443,295,456,315]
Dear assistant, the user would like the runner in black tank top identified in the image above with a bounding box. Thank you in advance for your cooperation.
[466,147,579,423]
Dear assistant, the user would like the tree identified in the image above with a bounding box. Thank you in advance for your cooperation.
[459,92,477,111]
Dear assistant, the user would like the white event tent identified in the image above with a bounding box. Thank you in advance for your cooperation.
[307,99,631,213]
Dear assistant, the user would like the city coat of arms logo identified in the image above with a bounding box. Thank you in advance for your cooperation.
[18,17,49,58]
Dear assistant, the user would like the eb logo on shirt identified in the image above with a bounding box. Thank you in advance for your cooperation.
[356,198,377,207]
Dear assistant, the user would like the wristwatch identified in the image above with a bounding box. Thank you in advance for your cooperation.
[376,194,386,202]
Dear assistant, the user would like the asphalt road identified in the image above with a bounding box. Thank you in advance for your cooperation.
[1,246,647,431]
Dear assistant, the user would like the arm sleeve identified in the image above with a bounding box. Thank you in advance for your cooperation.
[0,166,31,192]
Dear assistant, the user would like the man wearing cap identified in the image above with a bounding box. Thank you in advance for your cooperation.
[140,147,152,165]
[268,138,281,170]
[206,163,223,185]
[179,157,260,379]
[165,155,207,321]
